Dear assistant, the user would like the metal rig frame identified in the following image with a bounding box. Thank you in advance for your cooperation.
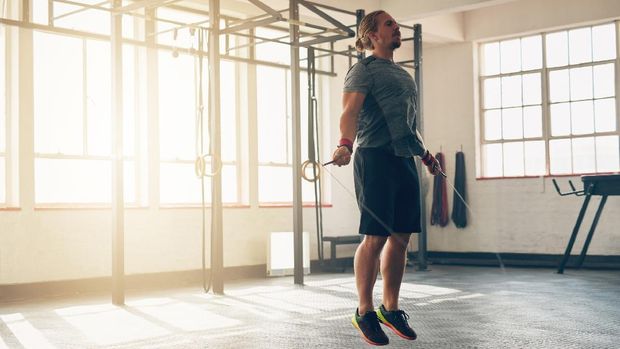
[0,0,426,304]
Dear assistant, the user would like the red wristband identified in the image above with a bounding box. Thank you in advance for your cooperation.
[421,150,433,165]
[338,138,353,153]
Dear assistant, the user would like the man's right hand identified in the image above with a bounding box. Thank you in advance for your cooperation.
[331,145,352,166]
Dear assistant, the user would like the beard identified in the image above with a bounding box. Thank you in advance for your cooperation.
[391,40,401,50]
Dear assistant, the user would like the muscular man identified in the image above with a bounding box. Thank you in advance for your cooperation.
[331,10,442,346]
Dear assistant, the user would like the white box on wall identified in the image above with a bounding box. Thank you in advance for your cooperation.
[267,231,310,276]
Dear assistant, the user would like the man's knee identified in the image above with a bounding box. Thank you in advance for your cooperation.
[388,233,412,250]
[361,235,388,253]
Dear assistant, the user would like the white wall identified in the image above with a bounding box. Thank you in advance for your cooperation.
[423,0,620,254]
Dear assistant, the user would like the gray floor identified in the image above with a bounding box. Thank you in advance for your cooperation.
[1,265,619,348]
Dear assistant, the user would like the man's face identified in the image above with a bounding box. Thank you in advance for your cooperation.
[371,12,401,50]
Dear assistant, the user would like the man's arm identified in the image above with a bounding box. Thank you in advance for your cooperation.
[331,92,366,166]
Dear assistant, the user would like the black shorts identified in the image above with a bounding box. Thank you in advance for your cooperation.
[354,147,422,236]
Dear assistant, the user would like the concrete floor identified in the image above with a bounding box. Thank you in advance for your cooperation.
[1,265,619,348]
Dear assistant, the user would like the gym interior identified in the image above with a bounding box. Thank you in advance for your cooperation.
[1,0,619,348]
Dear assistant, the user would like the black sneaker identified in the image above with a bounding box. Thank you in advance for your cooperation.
[352,309,389,346]
[376,304,417,340]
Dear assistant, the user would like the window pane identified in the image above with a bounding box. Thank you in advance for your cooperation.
[259,166,291,202]
[123,45,136,158]
[483,78,501,109]
[571,100,594,135]
[502,107,523,139]
[255,28,290,66]
[482,42,500,76]
[483,144,503,177]
[523,106,542,138]
[54,3,110,36]
[593,63,614,98]
[35,159,111,203]
[158,51,196,161]
[503,141,524,176]
[124,160,136,204]
[592,23,616,61]
[258,66,287,163]
[569,66,593,100]
[32,0,49,24]
[524,141,546,176]
[546,31,568,68]
[221,61,237,162]
[34,32,83,154]
[159,163,236,204]
[160,162,205,204]
[549,69,569,103]
[501,75,521,107]
[550,103,571,136]
[500,39,521,73]
[594,98,616,132]
[572,137,595,173]
[549,139,572,174]
[86,40,111,156]
[221,165,238,203]
[596,136,620,172]
[522,73,541,105]
[569,27,592,65]
[521,35,542,71]
[484,110,502,141]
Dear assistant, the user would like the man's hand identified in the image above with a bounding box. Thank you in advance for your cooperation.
[421,150,443,176]
[331,138,353,166]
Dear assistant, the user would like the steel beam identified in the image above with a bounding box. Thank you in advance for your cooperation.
[413,24,428,271]
[208,0,224,294]
[290,0,304,285]
[111,0,125,305]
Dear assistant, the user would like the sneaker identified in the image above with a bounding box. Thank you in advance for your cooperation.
[376,304,417,340]
[351,309,389,346]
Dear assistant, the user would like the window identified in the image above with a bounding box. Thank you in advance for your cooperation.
[33,32,146,205]
[480,22,619,177]
[158,51,239,205]
[256,65,319,203]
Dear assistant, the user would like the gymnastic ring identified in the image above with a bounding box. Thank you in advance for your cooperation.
[301,160,320,183]
[195,154,222,178]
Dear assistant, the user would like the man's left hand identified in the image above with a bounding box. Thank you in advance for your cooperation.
[421,150,443,176]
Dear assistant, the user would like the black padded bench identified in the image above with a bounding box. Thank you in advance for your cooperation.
[323,235,362,270]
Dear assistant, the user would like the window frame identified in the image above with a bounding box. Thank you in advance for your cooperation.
[478,21,620,179]
[32,31,146,207]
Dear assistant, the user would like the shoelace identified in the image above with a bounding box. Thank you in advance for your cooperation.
[393,310,411,327]
[363,311,383,331]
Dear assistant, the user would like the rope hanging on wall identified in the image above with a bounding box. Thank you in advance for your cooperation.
[430,152,449,227]
[451,151,467,228]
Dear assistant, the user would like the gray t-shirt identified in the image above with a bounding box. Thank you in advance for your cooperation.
[343,56,426,157]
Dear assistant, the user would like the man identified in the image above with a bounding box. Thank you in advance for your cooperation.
[330,10,443,346]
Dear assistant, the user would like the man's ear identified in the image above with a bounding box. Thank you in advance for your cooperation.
[368,32,377,42]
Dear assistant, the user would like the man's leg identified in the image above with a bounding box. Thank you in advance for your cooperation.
[355,235,388,315]
[375,232,417,341]
[381,232,411,310]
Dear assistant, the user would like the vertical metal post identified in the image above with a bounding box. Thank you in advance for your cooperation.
[355,9,365,61]
[290,0,304,285]
[111,0,125,305]
[413,24,428,271]
[208,0,224,294]
[145,9,159,208]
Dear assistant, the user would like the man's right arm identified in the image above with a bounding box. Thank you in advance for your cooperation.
[331,92,366,166]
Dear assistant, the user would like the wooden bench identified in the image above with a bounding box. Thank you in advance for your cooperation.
[322,235,362,270]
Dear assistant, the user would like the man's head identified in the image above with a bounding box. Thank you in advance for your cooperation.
[355,11,401,53]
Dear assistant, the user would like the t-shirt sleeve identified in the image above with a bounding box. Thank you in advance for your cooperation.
[343,63,371,94]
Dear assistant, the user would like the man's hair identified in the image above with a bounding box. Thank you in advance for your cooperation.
[354,10,386,52]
